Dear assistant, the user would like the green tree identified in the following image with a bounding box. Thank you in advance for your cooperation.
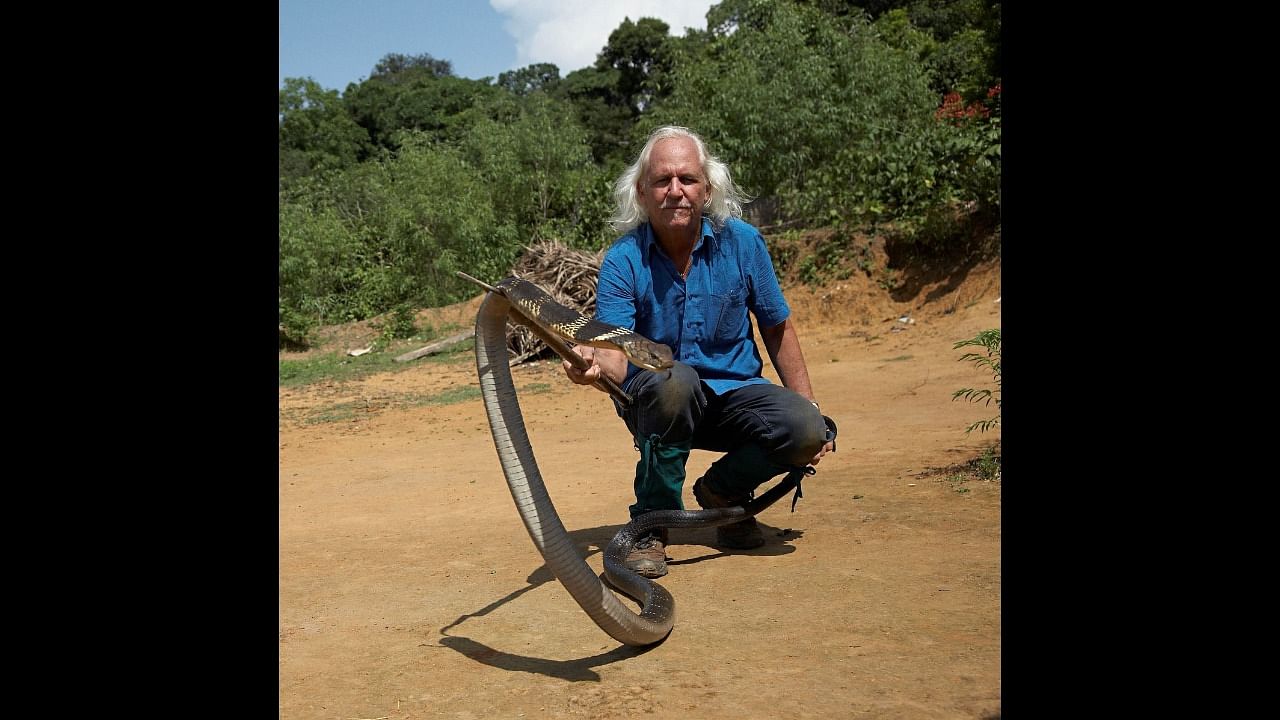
[279,78,371,186]
[926,27,994,100]
[871,7,938,63]
[800,1,1002,100]
[344,134,519,308]
[497,63,561,96]
[343,63,499,151]
[642,0,1000,242]
[596,17,675,113]
[554,66,633,164]
[650,1,935,212]
[370,52,454,81]
[553,16,679,164]
[279,185,367,340]
[902,1,1000,100]
[461,93,612,249]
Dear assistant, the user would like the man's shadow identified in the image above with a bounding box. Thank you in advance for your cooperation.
[435,520,803,681]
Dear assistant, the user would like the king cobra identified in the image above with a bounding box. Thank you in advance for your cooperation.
[459,272,827,646]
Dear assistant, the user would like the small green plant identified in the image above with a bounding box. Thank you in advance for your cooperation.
[279,305,315,350]
[944,473,971,494]
[974,444,1000,481]
[952,328,1000,434]
[375,303,420,348]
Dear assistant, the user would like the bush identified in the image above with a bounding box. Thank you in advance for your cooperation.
[375,303,419,346]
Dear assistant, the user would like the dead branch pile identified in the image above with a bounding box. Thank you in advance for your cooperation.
[505,239,605,365]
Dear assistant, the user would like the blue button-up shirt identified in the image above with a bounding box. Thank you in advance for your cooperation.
[595,217,791,395]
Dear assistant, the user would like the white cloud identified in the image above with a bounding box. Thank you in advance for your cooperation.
[489,0,716,74]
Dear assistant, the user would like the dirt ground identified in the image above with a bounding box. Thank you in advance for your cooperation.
[279,256,1002,719]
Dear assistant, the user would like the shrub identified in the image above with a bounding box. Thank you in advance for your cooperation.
[952,328,1000,434]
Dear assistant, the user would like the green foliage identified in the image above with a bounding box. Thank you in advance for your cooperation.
[278,307,315,349]
[646,0,999,246]
[952,328,1000,434]
[278,132,521,329]
[278,84,608,332]
[498,63,561,96]
[370,52,454,80]
[871,7,938,63]
[650,0,888,201]
[596,17,675,114]
[460,93,612,249]
[279,78,372,187]
[926,27,994,100]
[278,196,367,338]
[375,303,419,347]
[343,73,501,152]
[554,66,634,164]
[550,16,677,164]
[975,444,1000,480]
[279,332,473,388]
[278,0,1002,336]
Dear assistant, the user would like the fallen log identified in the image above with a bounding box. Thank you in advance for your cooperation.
[393,328,476,363]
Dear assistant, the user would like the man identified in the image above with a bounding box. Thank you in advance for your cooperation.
[564,125,834,578]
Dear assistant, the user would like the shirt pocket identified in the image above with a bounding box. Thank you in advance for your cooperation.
[710,285,748,345]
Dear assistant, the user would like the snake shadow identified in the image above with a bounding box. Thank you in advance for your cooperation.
[436,520,805,680]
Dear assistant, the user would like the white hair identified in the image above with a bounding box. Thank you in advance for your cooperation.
[610,125,750,234]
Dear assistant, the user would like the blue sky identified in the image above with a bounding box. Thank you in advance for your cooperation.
[280,0,717,93]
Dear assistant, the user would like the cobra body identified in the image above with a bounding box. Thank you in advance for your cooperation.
[463,273,805,646]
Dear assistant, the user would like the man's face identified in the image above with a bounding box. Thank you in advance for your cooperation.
[638,137,708,241]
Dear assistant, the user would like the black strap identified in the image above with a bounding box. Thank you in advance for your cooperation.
[789,465,817,512]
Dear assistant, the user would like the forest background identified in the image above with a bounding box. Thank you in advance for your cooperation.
[278,0,1001,347]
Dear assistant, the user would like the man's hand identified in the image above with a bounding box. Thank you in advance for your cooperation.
[563,345,603,385]
[562,345,628,390]
[809,414,837,466]
[810,438,836,466]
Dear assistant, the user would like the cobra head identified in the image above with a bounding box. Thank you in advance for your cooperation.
[620,338,675,371]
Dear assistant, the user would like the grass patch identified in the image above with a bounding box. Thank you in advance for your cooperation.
[289,385,488,426]
[944,473,970,494]
[918,444,1001,493]
[411,386,483,407]
[885,354,914,362]
[397,382,551,409]
[279,334,475,388]
[289,381,557,425]
[301,401,365,425]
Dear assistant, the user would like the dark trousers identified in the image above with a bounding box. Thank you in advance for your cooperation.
[614,362,828,512]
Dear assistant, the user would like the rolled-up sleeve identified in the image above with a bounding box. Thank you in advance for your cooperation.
[746,227,790,329]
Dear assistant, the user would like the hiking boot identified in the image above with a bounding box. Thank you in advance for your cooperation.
[693,477,766,550]
[624,528,670,578]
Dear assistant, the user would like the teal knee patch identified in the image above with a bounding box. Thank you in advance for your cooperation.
[629,434,690,518]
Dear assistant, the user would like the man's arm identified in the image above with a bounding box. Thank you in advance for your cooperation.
[759,317,815,402]
[760,317,835,465]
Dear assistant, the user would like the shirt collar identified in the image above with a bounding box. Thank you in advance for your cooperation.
[638,217,716,262]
